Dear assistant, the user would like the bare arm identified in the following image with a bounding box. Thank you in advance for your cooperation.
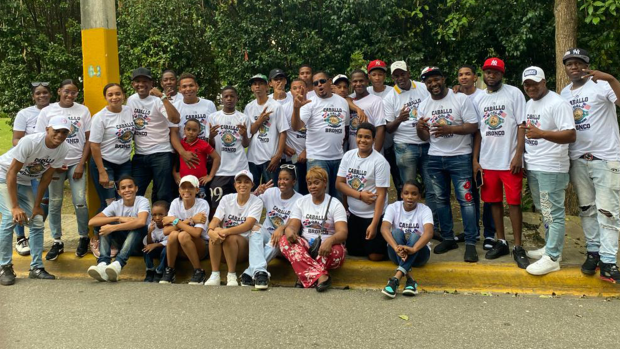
[374,125,385,152]
[12,131,25,146]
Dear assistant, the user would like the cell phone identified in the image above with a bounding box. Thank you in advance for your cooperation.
[475,170,484,188]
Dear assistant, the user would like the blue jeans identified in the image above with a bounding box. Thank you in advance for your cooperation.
[243,226,279,277]
[97,226,145,268]
[472,187,496,239]
[249,161,279,190]
[48,164,89,239]
[132,152,174,204]
[307,158,341,198]
[387,228,431,274]
[384,145,403,197]
[570,159,620,264]
[15,179,48,238]
[427,154,478,244]
[144,245,167,274]
[0,180,46,269]
[527,170,570,260]
[89,158,132,212]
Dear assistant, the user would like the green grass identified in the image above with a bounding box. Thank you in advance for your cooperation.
[0,118,13,154]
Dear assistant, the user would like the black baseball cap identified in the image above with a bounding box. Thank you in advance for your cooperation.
[269,69,287,80]
[563,48,590,65]
[420,66,443,81]
[131,67,152,81]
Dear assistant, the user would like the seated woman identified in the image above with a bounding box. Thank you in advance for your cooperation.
[206,170,263,286]
[380,180,433,298]
[280,166,348,292]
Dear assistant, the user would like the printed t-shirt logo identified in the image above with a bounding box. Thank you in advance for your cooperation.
[68,121,81,138]
[133,115,150,130]
[323,111,343,128]
[572,103,590,125]
[346,169,367,191]
[224,214,246,228]
[116,127,135,143]
[20,158,54,177]
[221,130,238,147]
[484,110,506,130]
[267,207,289,229]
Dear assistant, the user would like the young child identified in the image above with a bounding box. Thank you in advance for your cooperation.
[143,200,169,282]
[174,118,221,199]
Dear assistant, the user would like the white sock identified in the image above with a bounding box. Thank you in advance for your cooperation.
[227,272,237,278]
[54,239,62,243]
[500,239,507,245]
[210,271,220,278]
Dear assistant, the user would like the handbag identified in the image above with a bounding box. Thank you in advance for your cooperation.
[308,196,333,259]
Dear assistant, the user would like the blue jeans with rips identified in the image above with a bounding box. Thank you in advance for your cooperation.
[48,164,89,239]
[243,226,279,278]
[15,179,48,238]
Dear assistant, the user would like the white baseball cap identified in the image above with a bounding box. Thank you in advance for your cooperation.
[332,74,349,84]
[390,61,408,73]
[48,115,71,130]
[234,170,254,183]
[179,175,200,188]
[522,66,545,83]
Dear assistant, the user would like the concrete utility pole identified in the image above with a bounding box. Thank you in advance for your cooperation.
[80,0,120,221]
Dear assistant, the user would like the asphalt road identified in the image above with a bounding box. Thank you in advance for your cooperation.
[1,280,619,349]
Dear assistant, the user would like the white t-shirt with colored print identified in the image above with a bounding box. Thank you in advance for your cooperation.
[89,106,135,165]
[383,201,433,249]
[560,79,620,161]
[337,149,390,218]
[174,98,217,142]
[214,193,264,238]
[102,196,152,227]
[245,98,290,165]
[126,94,175,155]
[418,90,478,156]
[35,102,91,166]
[258,187,303,233]
[524,91,575,173]
[13,106,42,135]
[169,198,210,240]
[299,94,350,160]
[281,100,307,161]
[348,93,386,150]
[290,194,348,243]
[208,110,252,176]
[0,133,68,185]
[143,226,168,247]
[383,82,430,145]
[473,85,527,170]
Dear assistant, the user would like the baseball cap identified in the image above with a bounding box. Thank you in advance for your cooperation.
[248,74,268,85]
[562,48,590,64]
[269,69,287,80]
[332,74,349,85]
[522,66,545,83]
[131,67,152,81]
[482,58,505,74]
[48,115,71,131]
[179,175,200,188]
[367,60,387,73]
[234,170,254,183]
[420,67,443,81]
[390,61,408,73]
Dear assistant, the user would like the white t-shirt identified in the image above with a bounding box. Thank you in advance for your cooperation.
[367,85,394,100]
[214,193,264,237]
[89,106,135,165]
[35,102,91,167]
[13,106,42,135]
[383,201,433,249]
[269,91,293,105]
[169,93,184,105]
[281,100,307,161]
[524,91,575,173]
[0,133,68,185]
[245,98,290,164]
[290,194,348,243]
[560,79,620,161]
[208,110,252,176]
[102,196,152,227]
[348,93,386,150]
[473,85,527,170]
[174,98,217,142]
[258,187,303,233]
[383,81,430,145]
[418,90,478,156]
[126,94,175,155]
[299,94,350,160]
[143,226,168,247]
[337,149,390,218]
[168,198,210,240]
[306,90,316,99]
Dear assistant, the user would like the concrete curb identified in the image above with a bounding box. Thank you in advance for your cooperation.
[10,252,620,296]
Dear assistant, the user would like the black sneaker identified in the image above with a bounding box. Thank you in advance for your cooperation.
[432,231,444,242]
[76,237,89,258]
[403,277,418,296]
[153,272,163,283]
[433,240,458,254]
[581,252,600,276]
[483,238,496,251]
[255,271,269,290]
[188,269,206,285]
[464,245,478,263]
[159,267,176,284]
[28,268,55,280]
[381,277,399,298]
[599,262,620,284]
[240,273,254,287]
[0,264,16,286]
[144,270,155,282]
[45,241,64,261]
[485,240,509,259]
[512,246,530,269]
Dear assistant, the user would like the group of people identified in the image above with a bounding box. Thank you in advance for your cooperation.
[1,47,619,298]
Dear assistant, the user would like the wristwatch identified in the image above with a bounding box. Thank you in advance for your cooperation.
[161,94,167,101]
[172,218,180,227]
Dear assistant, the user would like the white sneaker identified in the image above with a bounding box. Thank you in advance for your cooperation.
[15,237,31,256]
[105,261,122,282]
[226,273,238,286]
[526,255,560,276]
[88,262,108,282]
[526,247,562,262]
[204,273,221,286]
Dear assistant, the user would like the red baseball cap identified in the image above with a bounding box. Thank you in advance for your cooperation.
[482,58,505,73]
[367,60,387,73]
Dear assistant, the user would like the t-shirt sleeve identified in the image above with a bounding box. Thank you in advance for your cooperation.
[34,109,49,133]
[102,201,118,217]
[373,99,387,127]
[383,203,396,223]
[83,109,92,132]
[155,98,169,119]
[336,152,349,178]
[13,110,27,132]
[421,205,434,226]
[299,103,312,125]
[553,100,576,131]
[213,195,229,221]
[12,137,34,164]
[601,80,618,104]
[331,199,348,223]
[89,114,105,143]
[137,197,150,214]
[513,89,527,124]
[194,200,210,230]
[168,200,181,219]
[460,95,479,124]
[248,197,264,221]
[244,114,253,138]
[276,105,290,132]
[375,157,391,188]
[203,141,214,156]
[417,99,428,120]
[383,93,396,122]
[290,199,303,220]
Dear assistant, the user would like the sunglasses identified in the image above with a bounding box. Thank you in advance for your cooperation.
[312,79,328,86]
[280,164,296,170]
[31,82,50,87]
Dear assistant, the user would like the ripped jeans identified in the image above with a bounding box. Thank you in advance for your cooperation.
[570,159,620,264]
[526,170,569,260]
[48,164,89,239]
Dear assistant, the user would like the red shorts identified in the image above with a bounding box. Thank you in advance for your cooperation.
[480,169,523,205]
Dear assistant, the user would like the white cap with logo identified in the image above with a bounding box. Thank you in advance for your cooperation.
[179,175,200,188]
[522,66,545,83]
[48,115,71,130]
[332,74,349,84]
[390,61,408,73]
[234,169,254,183]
